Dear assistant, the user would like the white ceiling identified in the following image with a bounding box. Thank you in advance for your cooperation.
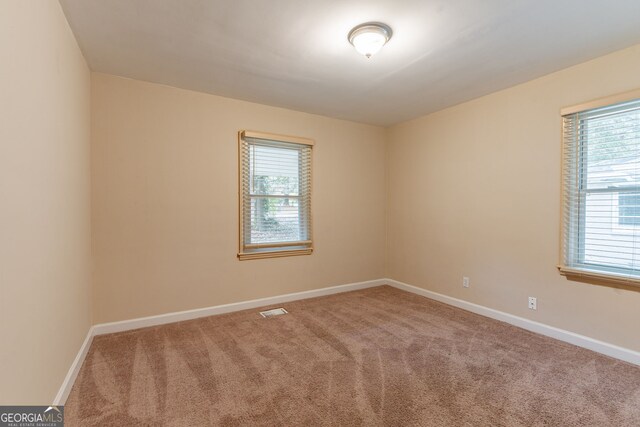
[59,0,640,126]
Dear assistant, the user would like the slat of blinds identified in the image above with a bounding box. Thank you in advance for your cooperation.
[250,194,302,199]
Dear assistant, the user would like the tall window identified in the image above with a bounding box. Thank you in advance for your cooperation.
[560,94,640,285]
[238,131,313,260]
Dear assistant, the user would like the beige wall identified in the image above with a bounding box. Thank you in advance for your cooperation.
[387,44,640,352]
[0,1,91,404]
[91,73,386,323]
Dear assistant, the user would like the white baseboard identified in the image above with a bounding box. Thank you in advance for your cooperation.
[53,326,94,405]
[385,278,640,366]
[53,278,385,404]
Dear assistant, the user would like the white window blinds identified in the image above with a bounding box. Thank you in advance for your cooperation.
[238,131,313,260]
[560,97,640,285]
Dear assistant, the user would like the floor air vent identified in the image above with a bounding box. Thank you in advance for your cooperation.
[260,308,288,318]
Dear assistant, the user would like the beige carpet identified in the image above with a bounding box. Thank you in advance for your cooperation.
[65,286,640,426]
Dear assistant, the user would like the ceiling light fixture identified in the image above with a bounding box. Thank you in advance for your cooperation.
[348,22,393,58]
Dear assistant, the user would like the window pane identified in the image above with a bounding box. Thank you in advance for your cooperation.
[250,197,302,243]
[577,104,640,273]
[619,193,640,226]
[585,110,640,190]
[250,145,300,196]
[584,192,638,269]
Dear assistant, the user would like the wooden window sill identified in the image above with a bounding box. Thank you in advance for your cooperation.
[558,265,640,289]
[238,248,313,261]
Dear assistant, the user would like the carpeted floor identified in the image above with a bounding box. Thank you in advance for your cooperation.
[65,286,640,426]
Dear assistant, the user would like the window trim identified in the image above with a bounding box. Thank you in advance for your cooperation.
[560,88,640,116]
[558,88,640,288]
[237,130,314,261]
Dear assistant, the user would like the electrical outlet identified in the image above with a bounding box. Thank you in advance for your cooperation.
[462,276,470,288]
[528,297,537,310]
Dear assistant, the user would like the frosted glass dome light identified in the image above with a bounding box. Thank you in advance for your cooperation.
[348,22,393,58]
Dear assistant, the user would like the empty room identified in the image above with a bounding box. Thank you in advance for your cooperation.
[2,0,640,425]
